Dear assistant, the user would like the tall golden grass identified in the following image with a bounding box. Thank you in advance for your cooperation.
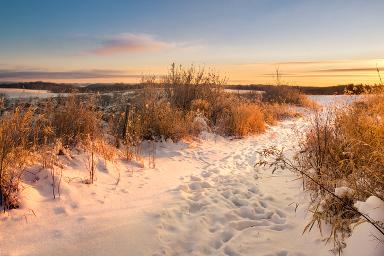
[301,94,384,252]
[0,107,38,209]
[51,95,102,146]
[215,102,265,137]
[258,91,384,253]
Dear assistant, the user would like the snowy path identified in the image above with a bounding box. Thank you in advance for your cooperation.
[1,116,332,256]
[153,119,330,256]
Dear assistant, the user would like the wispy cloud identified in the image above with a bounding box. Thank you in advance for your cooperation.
[312,67,383,73]
[259,73,378,78]
[0,69,141,80]
[273,60,350,65]
[89,33,172,55]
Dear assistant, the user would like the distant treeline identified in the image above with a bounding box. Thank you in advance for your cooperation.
[0,81,382,95]
[0,81,144,93]
[0,81,77,93]
[227,84,384,95]
[226,84,346,95]
[83,83,146,92]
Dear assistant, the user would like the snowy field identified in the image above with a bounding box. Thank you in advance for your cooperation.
[0,95,383,256]
[308,95,362,107]
[0,88,61,99]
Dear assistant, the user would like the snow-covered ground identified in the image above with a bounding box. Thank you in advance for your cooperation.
[308,95,362,107]
[0,88,61,98]
[0,96,383,256]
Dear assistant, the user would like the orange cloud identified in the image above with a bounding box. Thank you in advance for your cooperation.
[90,33,172,55]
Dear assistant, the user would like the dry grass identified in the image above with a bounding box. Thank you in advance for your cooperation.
[51,95,102,146]
[262,85,318,109]
[0,107,38,209]
[259,92,384,252]
[301,94,384,201]
[102,64,309,148]
[0,64,310,211]
[261,103,300,125]
[0,94,5,115]
[0,94,114,208]
[163,63,225,111]
[255,89,384,253]
[215,102,266,137]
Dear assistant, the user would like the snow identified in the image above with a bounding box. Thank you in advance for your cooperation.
[334,187,355,197]
[344,196,384,256]
[0,88,61,99]
[0,95,382,256]
[308,95,362,107]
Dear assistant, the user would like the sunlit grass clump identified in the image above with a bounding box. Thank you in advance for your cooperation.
[294,92,384,251]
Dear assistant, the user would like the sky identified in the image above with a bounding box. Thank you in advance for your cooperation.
[0,0,383,86]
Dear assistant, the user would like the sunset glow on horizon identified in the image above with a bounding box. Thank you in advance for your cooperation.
[1,0,383,86]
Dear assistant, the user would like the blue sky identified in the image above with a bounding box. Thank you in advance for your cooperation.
[0,0,383,85]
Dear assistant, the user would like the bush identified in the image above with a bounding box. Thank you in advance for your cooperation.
[215,102,266,137]
[163,63,225,112]
[300,95,384,201]
[51,95,102,146]
[290,93,383,251]
[112,64,228,144]
[257,92,384,252]
[132,84,190,141]
[125,64,302,140]
[262,85,317,108]
[140,100,189,141]
[232,103,266,137]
